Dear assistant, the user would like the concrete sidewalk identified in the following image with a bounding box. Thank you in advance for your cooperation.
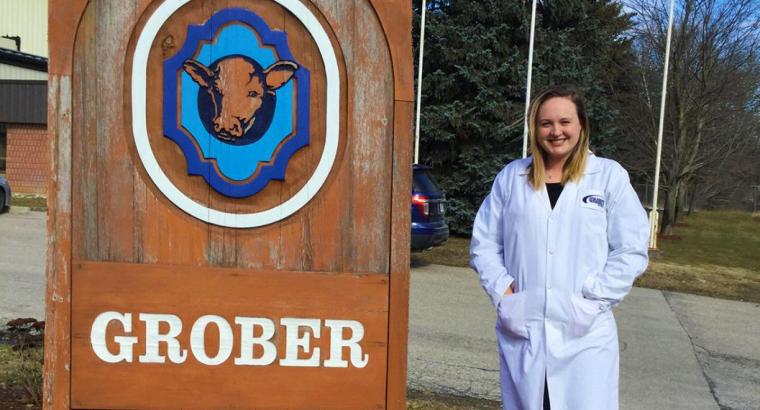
[409,264,760,410]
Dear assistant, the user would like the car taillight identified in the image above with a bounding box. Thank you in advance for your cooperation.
[412,194,429,216]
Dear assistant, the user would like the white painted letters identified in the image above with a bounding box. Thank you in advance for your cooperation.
[279,318,321,367]
[89,312,368,368]
[139,313,188,363]
[90,312,138,363]
[235,317,276,366]
[324,319,369,368]
[190,315,233,365]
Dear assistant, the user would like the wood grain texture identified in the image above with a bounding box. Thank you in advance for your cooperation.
[71,0,392,273]
[49,0,412,408]
[45,2,89,406]
[365,2,414,407]
[71,261,388,409]
[44,74,73,410]
[347,0,394,273]
[368,0,414,102]
[386,101,413,409]
[387,2,414,404]
[47,0,88,75]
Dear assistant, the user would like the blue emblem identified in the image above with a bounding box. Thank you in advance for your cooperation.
[163,8,311,198]
[582,195,605,209]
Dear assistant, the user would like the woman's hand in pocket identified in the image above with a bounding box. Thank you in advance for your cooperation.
[503,282,515,296]
[497,288,530,339]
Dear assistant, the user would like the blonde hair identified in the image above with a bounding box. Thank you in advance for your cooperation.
[527,86,590,190]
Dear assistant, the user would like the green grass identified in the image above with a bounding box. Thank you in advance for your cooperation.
[0,344,43,407]
[411,236,471,268]
[0,344,42,386]
[632,210,760,302]
[10,195,47,210]
[654,210,760,273]
[0,345,19,386]
[412,210,760,303]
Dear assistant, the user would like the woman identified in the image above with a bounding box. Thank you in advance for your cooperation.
[470,86,650,410]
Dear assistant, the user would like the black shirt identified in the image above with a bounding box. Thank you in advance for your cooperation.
[546,182,563,209]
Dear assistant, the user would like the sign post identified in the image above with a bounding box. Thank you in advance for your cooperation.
[45,1,413,408]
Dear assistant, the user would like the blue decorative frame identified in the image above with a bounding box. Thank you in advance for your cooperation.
[163,8,311,198]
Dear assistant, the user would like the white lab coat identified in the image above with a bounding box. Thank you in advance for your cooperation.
[470,155,650,410]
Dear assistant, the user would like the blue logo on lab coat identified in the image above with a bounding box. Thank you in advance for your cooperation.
[582,195,606,209]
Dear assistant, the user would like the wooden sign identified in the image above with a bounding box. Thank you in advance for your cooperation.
[45,1,412,408]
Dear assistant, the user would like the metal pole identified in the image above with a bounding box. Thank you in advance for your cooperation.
[522,0,538,158]
[414,0,428,165]
[649,0,676,250]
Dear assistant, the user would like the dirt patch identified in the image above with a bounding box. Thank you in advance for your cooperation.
[408,390,501,409]
[635,261,760,303]
[0,384,37,409]
[412,236,471,268]
[0,320,44,408]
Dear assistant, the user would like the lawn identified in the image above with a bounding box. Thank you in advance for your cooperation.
[412,210,760,303]
[0,344,42,409]
[653,211,759,272]
[640,211,760,302]
[9,195,47,210]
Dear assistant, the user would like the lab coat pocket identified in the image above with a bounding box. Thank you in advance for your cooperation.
[570,294,606,337]
[579,189,607,234]
[497,292,531,340]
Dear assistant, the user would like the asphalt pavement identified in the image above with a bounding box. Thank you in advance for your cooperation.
[0,208,46,323]
[1,210,758,409]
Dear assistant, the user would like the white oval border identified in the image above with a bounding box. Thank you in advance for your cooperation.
[132,0,340,228]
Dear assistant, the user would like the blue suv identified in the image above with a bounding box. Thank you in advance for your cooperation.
[411,164,449,251]
[0,176,10,213]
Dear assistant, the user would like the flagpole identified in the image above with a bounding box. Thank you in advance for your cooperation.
[649,0,676,250]
[414,0,428,164]
[522,0,538,158]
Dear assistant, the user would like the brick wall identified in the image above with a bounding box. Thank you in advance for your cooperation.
[6,124,49,194]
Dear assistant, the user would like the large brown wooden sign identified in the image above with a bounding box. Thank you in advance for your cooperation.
[45,1,412,408]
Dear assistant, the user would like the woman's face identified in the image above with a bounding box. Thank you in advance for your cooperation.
[536,97,582,164]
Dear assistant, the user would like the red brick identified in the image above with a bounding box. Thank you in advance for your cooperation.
[6,124,49,195]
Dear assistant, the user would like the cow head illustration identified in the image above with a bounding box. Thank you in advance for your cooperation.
[183,56,298,142]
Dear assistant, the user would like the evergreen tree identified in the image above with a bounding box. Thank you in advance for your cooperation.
[413,0,635,233]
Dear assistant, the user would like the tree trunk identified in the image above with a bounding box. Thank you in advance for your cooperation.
[678,178,690,216]
[662,183,680,236]
[687,180,698,215]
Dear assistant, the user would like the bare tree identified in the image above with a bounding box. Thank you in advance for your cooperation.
[619,0,760,234]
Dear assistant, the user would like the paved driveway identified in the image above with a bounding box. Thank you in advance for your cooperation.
[0,209,46,323]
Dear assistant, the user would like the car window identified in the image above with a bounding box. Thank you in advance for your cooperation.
[413,170,442,194]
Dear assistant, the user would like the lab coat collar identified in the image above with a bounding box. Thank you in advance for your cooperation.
[584,153,602,174]
[518,152,602,176]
